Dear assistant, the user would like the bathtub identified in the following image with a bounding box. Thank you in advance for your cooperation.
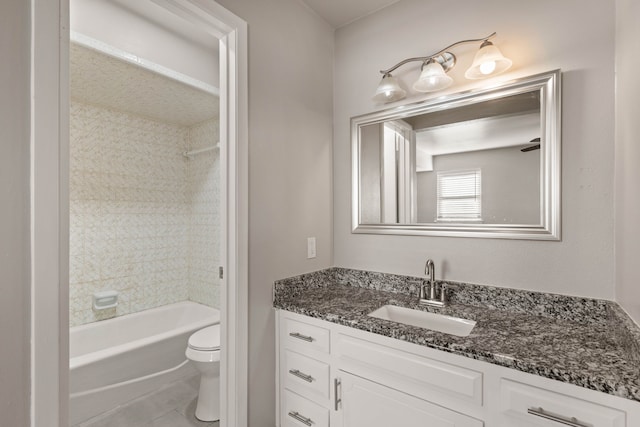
[69,301,219,425]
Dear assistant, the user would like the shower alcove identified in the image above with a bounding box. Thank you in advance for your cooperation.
[68,39,221,424]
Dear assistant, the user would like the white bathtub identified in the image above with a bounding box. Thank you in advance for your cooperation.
[69,301,219,425]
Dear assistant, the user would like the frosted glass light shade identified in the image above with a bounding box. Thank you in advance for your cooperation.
[373,74,406,103]
[412,61,453,93]
[465,41,512,79]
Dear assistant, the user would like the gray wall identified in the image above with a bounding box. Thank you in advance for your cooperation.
[215,0,335,425]
[417,147,540,224]
[0,0,31,424]
[334,0,616,299]
[615,0,640,324]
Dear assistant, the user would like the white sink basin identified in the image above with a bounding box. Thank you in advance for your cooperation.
[368,305,476,337]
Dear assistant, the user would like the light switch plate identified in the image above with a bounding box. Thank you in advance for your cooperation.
[307,237,316,259]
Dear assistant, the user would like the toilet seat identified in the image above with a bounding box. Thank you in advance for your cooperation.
[188,324,221,351]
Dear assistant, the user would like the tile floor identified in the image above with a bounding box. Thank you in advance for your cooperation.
[74,374,218,427]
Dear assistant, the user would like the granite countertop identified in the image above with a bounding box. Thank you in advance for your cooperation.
[273,268,640,402]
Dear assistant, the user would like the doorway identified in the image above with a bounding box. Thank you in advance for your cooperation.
[30,1,248,426]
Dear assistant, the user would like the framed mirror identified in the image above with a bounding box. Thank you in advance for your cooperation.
[351,70,561,240]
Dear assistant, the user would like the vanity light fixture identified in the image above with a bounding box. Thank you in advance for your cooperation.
[373,32,512,103]
[373,73,406,103]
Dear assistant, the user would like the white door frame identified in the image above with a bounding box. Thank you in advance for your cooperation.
[30,1,248,426]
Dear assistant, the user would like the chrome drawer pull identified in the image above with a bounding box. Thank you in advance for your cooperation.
[288,411,313,426]
[527,407,588,427]
[289,332,314,342]
[289,369,314,383]
[334,378,342,411]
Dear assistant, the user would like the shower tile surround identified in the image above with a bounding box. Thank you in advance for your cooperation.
[273,267,640,401]
[187,119,221,308]
[69,102,220,326]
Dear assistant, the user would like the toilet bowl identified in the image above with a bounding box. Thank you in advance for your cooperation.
[186,324,221,422]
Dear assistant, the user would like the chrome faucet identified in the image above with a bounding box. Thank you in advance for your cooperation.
[420,259,446,307]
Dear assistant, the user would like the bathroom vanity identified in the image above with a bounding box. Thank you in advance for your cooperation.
[273,268,640,427]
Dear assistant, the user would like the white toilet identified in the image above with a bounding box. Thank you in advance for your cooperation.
[186,324,221,422]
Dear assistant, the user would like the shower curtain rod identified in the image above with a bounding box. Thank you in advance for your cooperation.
[183,142,220,158]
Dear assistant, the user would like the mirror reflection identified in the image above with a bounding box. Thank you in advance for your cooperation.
[360,91,541,225]
[352,70,561,240]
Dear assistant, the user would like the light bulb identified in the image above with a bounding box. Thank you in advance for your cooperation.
[479,60,496,75]
[412,60,453,92]
[465,40,512,79]
[373,74,406,103]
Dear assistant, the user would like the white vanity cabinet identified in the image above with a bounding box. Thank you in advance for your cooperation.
[275,310,640,427]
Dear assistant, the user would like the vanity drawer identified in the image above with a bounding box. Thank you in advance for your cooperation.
[337,333,483,407]
[499,379,626,427]
[341,371,483,427]
[282,315,330,355]
[283,350,330,401]
[281,389,329,427]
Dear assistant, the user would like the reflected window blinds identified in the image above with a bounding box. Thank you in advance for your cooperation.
[436,169,482,222]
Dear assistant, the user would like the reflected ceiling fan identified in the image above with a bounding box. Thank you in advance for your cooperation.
[520,137,541,152]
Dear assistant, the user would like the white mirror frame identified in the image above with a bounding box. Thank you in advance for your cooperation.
[351,70,561,240]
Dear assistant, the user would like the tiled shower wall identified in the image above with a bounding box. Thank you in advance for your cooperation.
[187,120,220,307]
[69,102,220,327]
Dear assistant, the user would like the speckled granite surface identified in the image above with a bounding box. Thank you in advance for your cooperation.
[273,267,640,402]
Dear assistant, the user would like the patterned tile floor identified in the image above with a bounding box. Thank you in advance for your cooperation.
[73,375,218,427]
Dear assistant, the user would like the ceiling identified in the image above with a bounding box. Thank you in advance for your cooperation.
[70,43,218,127]
[300,0,401,28]
[115,0,218,50]
[416,112,540,156]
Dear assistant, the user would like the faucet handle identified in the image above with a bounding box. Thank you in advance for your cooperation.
[439,284,446,303]
[419,281,427,300]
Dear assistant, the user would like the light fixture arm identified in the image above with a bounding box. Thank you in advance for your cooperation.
[379,32,496,75]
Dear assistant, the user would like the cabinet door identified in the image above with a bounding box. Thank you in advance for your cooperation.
[339,372,483,427]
